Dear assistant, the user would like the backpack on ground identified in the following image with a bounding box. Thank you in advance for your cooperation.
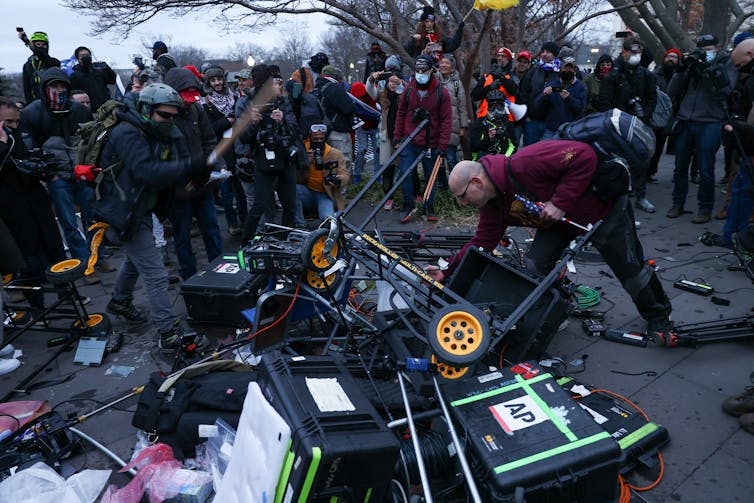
[556,109,655,200]
[650,86,673,129]
[75,99,127,201]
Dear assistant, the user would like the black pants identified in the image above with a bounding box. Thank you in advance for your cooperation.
[524,195,672,327]
[242,165,296,241]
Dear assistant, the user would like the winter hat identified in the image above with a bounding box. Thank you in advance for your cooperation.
[558,47,576,65]
[350,81,367,98]
[415,54,435,71]
[540,41,559,56]
[420,6,435,21]
[496,47,513,61]
[321,66,343,81]
[251,64,273,89]
[664,48,681,60]
[74,46,91,59]
[696,34,719,48]
[734,31,754,47]
[152,41,168,52]
[204,67,225,81]
[516,51,531,62]
[385,55,402,71]
[308,52,329,74]
[235,68,252,80]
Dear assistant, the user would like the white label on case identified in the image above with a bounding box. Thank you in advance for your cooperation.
[306,377,356,412]
[489,394,549,433]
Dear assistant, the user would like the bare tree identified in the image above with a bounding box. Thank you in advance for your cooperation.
[267,23,315,77]
[320,25,371,83]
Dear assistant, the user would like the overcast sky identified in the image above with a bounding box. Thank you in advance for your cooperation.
[1,1,330,73]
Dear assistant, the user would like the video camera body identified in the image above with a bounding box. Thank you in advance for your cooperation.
[259,97,299,162]
[312,143,341,187]
[14,148,54,179]
[682,49,731,95]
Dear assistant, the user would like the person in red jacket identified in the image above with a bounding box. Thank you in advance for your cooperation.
[426,140,674,341]
[350,81,380,183]
[393,55,452,223]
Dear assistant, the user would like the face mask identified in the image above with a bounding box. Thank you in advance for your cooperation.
[560,71,575,81]
[33,46,48,59]
[705,50,717,63]
[81,56,93,67]
[598,65,612,78]
[415,73,430,85]
[46,87,69,111]
[152,119,174,138]
[311,140,325,151]
[489,108,507,121]
[395,83,405,95]
[627,54,641,66]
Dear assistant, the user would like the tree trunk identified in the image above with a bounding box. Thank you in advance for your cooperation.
[702,0,729,43]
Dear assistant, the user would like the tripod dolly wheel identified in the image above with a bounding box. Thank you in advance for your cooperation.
[72,313,112,334]
[432,355,472,380]
[302,228,338,272]
[46,259,86,286]
[304,269,342,292]
[428,304,490,366]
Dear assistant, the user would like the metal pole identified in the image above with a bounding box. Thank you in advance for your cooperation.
[397,371,433,503]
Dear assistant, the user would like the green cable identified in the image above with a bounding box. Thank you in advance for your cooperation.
[575,285,601,308]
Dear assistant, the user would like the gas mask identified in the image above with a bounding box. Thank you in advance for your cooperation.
[627,54,641,67]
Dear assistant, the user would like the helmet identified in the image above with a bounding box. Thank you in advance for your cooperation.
[486,90,507,104]
[137,83,183,114]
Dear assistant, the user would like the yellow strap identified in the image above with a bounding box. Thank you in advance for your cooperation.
[85,222,109,276]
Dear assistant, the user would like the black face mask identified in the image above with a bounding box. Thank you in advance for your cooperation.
[560,71,575,82]
[33,46,48,59]
[81,55,93,67]
[739,58,754,75]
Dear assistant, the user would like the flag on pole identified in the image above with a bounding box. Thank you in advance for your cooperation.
[472,0,520,11]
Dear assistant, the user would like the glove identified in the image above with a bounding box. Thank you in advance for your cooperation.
[434,148,447,159]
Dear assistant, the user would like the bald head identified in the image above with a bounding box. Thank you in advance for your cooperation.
[732,38,754,70]
[449,160,483,187]
[449,160,496,208]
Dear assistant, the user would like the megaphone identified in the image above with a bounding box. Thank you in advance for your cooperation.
[506,100,528,121]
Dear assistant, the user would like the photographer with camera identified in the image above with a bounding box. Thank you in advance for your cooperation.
[666,34,738,224]
[393,54,452,223]
[519,41,562,145]
[69,46,117,112]
[295,124,349,227]
[597,38,658,214]
[239,64,302,241]
[471,47,518,120]
[533,56,586,140]
[0,96,66,311]
[469,90,516,160]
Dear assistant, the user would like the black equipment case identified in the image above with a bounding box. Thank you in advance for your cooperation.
[446,248,569,364]
[442,362,621,502]
[557,376,670,474]
[257,352,400,503]
[180,255,265,326]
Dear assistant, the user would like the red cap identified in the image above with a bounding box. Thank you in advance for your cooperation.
[664,48,681,60]
[517,50,531,62]
[179,88,201,103]
[496,47,513,61]
[350,81,367,98]
[183,65,203,79]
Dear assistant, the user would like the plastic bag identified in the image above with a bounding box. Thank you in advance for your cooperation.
[100,443,182,503]
[0,462,110,503]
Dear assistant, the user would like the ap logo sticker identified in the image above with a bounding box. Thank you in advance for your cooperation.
[489,395,549,434]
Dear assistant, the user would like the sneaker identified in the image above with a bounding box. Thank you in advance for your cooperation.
[97,259,117,273]
[635,198,656,213]
[158,323,185,354]
[0,343,15,359]
[691,212,711,224]
[228,226,241,236]
[84,273,102,285]
[666,206,684,218]
[723,387,754,416]
[425,205,438,222]
[400,208,416,224]
[647,175,659,184]
[107,298,148,325]
[0,358,20,376]
[741,412,754,434]
[383,199,394,211]
[690,173,701,184]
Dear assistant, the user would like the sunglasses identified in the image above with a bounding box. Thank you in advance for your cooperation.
[454,179,473,201]
[310,124,328,133]
[154,110,178,119]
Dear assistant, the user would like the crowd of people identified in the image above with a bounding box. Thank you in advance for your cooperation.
[1,12,754,420]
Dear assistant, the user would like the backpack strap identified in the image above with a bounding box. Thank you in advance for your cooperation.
[505,156,534,199]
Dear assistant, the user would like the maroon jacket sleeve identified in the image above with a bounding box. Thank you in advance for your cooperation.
[394,88,409,141]
[443,200,508,278]
[438,86,452,151]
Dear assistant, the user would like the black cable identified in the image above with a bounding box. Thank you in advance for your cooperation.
[0,413,20,429]
[52,397,136,414]
[399,428,454,481]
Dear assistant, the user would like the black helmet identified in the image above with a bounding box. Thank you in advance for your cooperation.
[486,89,507,104]
[309,52,329,74]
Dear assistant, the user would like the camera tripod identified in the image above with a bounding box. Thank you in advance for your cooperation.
[654,315,754,347]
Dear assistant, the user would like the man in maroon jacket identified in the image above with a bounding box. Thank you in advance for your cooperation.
[426,140,674,341]
[394,54,452,223]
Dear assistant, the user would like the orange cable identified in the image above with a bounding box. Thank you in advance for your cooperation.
[246,281,301,341]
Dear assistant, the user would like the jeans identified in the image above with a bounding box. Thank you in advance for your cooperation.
[525,195,671,327]
[47,178,95,260]
[399,144,438,211]
[243,166,296,241]
[295,185,335,227]
[113,220,177,333]
[672,121,722,213]
[219,175,248,228]
[169,192,223,280]
[723,156,754,243]
[523,120,547,146]
[353,127,379,181]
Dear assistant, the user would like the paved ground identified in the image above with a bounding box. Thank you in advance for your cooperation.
[2,149,753,502]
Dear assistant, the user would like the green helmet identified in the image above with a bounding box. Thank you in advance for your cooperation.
[137,83,182,115]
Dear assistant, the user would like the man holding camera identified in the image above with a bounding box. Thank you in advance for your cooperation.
[295,124,349,227]
[469,90,516,159]
[393,54,452,223]
[471,47,518,120]
[666,34,738,224]
[534,56,586,139]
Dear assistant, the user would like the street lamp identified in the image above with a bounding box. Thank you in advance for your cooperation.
[590,48,599,54]
[247,55,255,67]
[349,62,355,83]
